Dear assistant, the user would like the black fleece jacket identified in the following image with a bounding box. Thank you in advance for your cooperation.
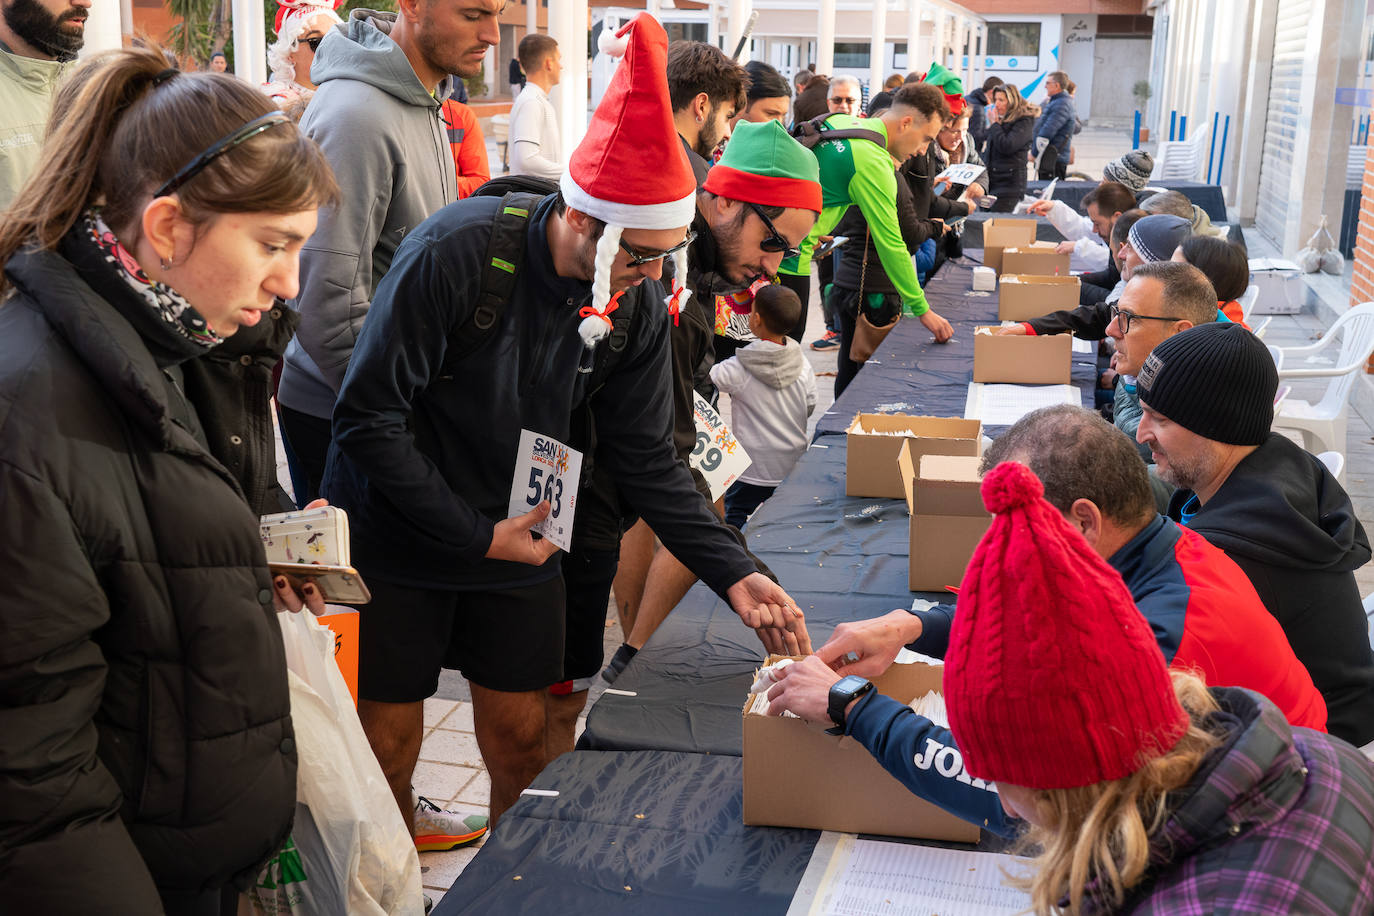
[1169,433,1374,746]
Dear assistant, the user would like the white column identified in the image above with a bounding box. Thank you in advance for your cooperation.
[119,0,133,38]
[869,0,888,98]
[230,0,267,84]
[645,0,660,18]
[960,17,972,88]
[974,24,985,89]
[817,0,836,76]
[80,0,123,54]
[931,10,945,70]
[906,0,922,72]
[726,0,751,60]
[526,0,537,35]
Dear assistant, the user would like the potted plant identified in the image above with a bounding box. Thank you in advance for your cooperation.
[1133,80,1152,141]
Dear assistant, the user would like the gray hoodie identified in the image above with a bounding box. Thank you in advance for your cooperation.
[709,339,817,486]
[278,10,456,419]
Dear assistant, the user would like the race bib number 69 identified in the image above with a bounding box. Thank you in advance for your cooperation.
[506,429,583,552]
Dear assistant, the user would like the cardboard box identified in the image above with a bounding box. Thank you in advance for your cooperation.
[982,217,1037,273]
[318,608,360,706]
[846,414,983,499]
[1249,261,1306,315]
[973,327,1072,384]
[1000,244,1071,278]
[742,656,982,843]
[900,451,991,592]
[998,274,1081,321]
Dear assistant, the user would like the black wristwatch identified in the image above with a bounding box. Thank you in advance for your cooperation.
[827,675,874,732]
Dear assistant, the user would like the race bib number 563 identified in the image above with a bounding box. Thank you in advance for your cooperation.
[506,429,583,552]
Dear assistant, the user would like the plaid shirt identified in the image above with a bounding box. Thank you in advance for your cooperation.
[1085,687,1374,915]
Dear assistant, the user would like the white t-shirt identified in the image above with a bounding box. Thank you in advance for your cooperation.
[508,83,562,181]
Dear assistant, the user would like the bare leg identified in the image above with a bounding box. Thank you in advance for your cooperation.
[626,498,724,649]
[358,699,425,835]
[612,519,656,634]
[469,683,547,827]
[545,689,588,761]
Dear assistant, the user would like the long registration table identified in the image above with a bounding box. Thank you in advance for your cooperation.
[580,257,1098,756]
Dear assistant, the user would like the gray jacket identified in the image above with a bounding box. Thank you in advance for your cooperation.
[278,10,456,418]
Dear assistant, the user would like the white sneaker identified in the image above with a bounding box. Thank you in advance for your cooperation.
[413,793,488,852]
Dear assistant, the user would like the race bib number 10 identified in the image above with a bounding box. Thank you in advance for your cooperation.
[691,393,752,501]
[506,429,583,552]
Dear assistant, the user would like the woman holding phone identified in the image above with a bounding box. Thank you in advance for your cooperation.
[0,47,337,913]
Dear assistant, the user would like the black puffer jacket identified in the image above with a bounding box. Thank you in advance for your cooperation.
[0,244,295,910]
[984,113,1034,210]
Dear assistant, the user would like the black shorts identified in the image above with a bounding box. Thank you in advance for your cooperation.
[560,546,620,681]
[358,575,566,702]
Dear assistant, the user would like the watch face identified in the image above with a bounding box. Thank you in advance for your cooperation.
[834,675,869,696]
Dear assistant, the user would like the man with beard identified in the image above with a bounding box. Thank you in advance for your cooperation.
[278,0,497,508]
[600,118,822,683]
[322,12,809,835]
[1137,322,1374,749]
[667,39,745,184]
[0,0,86,205]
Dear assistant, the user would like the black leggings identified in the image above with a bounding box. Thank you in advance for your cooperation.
[777,271,812,343]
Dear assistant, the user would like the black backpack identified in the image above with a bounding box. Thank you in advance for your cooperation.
[790,112,885,151]
[437,175,641,396]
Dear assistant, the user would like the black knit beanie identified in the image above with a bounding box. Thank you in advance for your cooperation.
[1136,323,1277,446]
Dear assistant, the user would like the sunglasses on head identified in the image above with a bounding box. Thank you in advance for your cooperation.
[747,202,799,259]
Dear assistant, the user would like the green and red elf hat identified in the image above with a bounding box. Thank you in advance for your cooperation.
[922,61,966,117]
[702,119,822,214]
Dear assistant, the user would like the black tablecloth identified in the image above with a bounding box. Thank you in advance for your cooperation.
[813,257,1100,438]
[1026,179,1228,222]
[961,210,1065,247]
[434,751,819,916]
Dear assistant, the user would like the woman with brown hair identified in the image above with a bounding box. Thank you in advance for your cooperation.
[0,47,337,914]
[983,82,1038,211]
[944,462,1374,916]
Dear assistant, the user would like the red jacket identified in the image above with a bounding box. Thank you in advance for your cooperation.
[440,99,490,199]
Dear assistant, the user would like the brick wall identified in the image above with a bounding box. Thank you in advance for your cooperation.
[1352,136,1374,309]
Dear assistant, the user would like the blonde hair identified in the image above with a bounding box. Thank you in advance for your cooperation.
[993,83,1039,123]
[1011,671,1222,916]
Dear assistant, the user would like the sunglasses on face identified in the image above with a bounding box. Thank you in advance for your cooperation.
[1109,304,1183,334]
[304,35,324,52]
[747,202,799,260]
[619,231,697,267]
[830,96,857,104]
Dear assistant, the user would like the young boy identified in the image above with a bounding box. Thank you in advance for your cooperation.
[710,285,818,529]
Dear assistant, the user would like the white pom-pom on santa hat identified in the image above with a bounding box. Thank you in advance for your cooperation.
[598,18,631,58]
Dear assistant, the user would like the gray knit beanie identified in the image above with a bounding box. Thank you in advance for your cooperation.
[1136,323,1277,446]
[1103,150,1154,191]
[1128,214,1192,264]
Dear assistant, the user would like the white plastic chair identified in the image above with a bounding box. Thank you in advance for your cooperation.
[1238,285,1260,324]
[1271,302,1374,454]
[1266,344,1284,371]
[1316,450,1345,482]
[1150,126,1211,183]
[1364,592,1374,647]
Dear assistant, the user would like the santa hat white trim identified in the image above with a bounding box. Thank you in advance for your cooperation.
[560,170,697,230]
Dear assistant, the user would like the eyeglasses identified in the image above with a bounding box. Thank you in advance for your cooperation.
[153,111,291,198]
[619,231,697,267]
[747,202,800,259]
[304,35,324,52]
[829,96,857,105]
[1110,304,1183,334]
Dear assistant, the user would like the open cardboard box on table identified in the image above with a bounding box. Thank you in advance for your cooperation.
[742,655,981,842]
[982,217,1037,273]
[900,450,991,593]
[845,414,983,499]
[998,274,1080,321]
[1000,244,1071,278]
[973,327,1072,384]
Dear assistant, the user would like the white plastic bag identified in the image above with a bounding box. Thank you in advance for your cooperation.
[240,612,423,916]
[1297,216,1345,275]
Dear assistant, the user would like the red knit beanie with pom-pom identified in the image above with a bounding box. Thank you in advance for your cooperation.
[944,461,1189,790]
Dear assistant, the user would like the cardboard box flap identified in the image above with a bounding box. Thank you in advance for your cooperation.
[897,440,919,514]
[1005,241,1059,254]
[914,455,986,516]
[999,274,1080,288]
[849,413,981,439]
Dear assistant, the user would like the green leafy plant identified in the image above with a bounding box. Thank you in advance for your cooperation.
[1132,79,1151,108]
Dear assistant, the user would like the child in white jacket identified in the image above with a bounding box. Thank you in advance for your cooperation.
[710,285,817,529]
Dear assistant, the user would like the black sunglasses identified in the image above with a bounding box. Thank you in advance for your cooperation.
[304,35,324,52]
[747,202,799,260]
[1109,304,1183,335]
[619,231,697,267]
[154,112,291,199]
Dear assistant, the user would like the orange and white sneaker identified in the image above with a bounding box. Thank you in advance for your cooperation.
[413,794,488,852]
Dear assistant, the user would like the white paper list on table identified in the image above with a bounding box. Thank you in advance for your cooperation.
[963,382,1083,427]
[790,834,1032,916]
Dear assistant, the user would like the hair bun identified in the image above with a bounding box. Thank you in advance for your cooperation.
[980,461,1043,514]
